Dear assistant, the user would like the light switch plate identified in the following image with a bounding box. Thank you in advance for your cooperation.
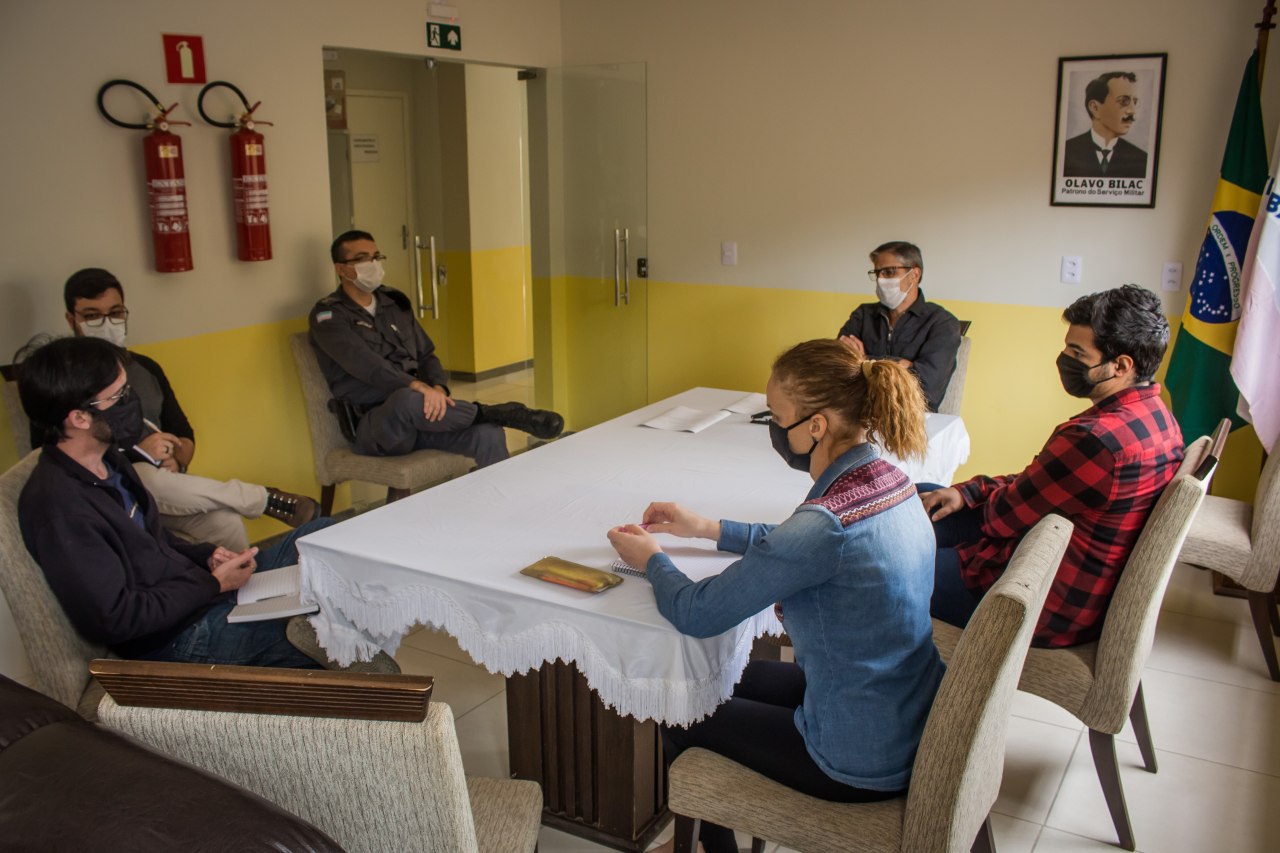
[1060,255,1082,284]
[1162,261,1183,292]
[721,241,738,266]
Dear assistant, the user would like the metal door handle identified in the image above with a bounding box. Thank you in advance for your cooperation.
[613,228,622,307]
[621,227,631,306]
[411,235,425,317]
[426,236,440,320]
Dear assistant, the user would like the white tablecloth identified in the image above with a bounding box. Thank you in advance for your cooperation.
[298,388,969,725]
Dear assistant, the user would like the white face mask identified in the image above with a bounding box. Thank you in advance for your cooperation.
[351,258,385,293]
[876,277,908,310]
[80,320,128,347]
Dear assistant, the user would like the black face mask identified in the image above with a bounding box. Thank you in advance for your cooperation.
[769,414,818,472]
[91,392,145,448]
[1056,352,1112,398]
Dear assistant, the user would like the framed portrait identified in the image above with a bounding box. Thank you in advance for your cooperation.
[1050,53,1167,208]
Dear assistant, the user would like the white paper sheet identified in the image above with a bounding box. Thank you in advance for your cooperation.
[237,564,301,604]
[722,392,767,414]
[640,405,730,433]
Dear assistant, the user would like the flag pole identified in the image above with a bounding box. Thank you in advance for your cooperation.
[1258,0,1277,85]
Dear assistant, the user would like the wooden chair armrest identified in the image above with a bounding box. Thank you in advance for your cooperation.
[89,658,433,721]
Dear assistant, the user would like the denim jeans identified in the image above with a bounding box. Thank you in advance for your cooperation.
[919,482,985,628]
[140,517,338,668]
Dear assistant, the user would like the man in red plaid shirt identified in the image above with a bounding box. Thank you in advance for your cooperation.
[922,285,1184,647]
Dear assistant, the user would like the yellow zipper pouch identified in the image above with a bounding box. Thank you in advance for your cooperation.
[519,557,623,593]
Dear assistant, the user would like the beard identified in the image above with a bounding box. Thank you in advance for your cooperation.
[88,413,115,446]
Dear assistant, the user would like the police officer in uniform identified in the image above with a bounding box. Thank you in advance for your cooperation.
[309,230,563,467]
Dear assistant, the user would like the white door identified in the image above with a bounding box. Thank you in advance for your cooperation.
[347,93,415,298]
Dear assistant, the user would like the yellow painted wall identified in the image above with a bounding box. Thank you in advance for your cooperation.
[441,249,476,374]
[642,281,1264,497]
[470,245,534,371]
[1,285,1263,547]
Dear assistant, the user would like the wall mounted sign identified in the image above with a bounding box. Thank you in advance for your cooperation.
[162,34,207,84]
[325,69,347,130]
[351,134,380,163]
[427,22,462,51]
[1050,53,1167,208]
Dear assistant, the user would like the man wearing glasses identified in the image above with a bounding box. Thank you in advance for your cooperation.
[309,230,564,467]
[837,241,962,411]
[1062,71,1148,179]
[15,336,395,671]
[56,268,318,551]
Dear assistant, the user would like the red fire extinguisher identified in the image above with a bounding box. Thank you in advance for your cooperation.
[97,80,194,273]
[199,81,273,261]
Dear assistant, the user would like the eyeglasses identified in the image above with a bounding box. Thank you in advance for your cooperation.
[343,252,387,265]
[76,308,129,327]
[866,266,915,282]
[85,383,132,410]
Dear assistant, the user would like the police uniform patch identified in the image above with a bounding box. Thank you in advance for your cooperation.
[316,310,333,323]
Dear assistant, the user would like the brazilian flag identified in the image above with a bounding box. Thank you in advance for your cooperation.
[1166,50,1270,441]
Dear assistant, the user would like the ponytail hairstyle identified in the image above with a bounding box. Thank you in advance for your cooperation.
[771,339,928,460]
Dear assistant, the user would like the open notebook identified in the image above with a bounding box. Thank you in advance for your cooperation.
[227,564,319,623]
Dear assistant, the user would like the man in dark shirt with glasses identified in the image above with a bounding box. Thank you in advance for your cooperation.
[14,336,393,671]
[837,241,962,411]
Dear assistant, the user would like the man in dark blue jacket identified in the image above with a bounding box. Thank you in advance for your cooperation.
[15,336,390,670]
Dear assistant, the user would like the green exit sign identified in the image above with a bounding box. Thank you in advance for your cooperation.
[427,22,461,51]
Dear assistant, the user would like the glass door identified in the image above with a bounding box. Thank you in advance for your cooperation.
[540,63,648,429]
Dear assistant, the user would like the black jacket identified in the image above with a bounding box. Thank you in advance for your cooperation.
[837,289,962,412]
[308,285,450,408]
[1062,132,1148,179]
[18,445,220,657]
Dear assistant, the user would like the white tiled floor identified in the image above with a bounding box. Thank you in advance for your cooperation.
[393,558,1280,852]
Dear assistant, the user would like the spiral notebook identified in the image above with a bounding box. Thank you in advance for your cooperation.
[610,559,648,581]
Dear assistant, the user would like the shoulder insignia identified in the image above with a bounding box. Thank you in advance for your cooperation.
[315,310,333,323]
[803,459,916,528]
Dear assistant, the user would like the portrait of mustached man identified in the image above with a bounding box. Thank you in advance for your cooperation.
[1062,71,1148,179]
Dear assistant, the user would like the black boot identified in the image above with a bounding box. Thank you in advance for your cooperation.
[475,402,564,439]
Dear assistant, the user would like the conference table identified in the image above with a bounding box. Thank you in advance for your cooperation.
[297,387,969,850]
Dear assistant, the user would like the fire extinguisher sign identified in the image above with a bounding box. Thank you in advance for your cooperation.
[162,34,207,84]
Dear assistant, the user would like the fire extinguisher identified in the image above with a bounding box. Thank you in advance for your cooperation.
[96,80,194,273]
[199,81,273,262]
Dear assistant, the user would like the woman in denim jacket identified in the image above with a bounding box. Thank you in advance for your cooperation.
[609,339,945,853]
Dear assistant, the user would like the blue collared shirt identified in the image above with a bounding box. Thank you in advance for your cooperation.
[646,443,945,790]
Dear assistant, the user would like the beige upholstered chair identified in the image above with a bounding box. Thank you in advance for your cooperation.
[289,332,473,515]
[1179,438,1280,681]
[668,515,1072,853]
[933,434,1216,851]
[0,451,105,717]
[936,334,972,416]
[97,662,542,853]
[1,380,31,456]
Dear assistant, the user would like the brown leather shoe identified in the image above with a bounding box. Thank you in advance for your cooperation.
[264,488,320,528]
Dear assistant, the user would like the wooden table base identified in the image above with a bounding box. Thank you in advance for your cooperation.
[507,661,671,852]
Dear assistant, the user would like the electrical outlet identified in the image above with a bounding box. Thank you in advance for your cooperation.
[1162,261,1183,292]
[1060,255,1082,284]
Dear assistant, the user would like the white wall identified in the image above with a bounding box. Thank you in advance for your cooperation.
[557,0,1279,315]
[0,0,562,357]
